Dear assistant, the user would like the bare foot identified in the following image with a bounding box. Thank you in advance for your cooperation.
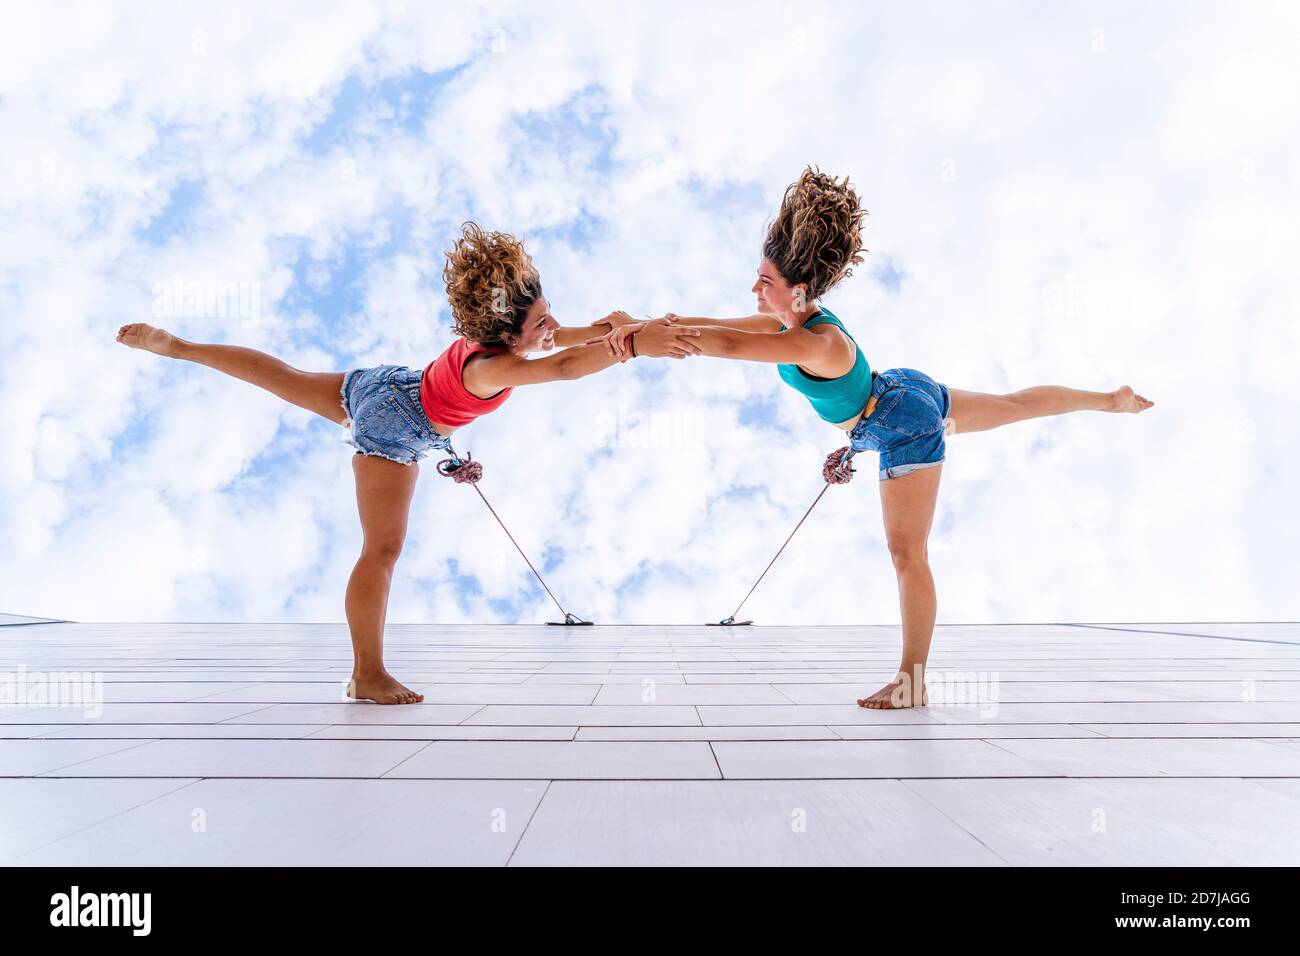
[1108,385,1154,413]
[857,678,928,709]
[345,673,425,705]
[116,322,179,357]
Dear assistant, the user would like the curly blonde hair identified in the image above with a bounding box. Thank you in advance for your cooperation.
[443,222,543,345]
[762,167,868,300]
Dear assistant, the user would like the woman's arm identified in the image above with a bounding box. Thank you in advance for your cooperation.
[466,326,702,391]
[467,345,626,390]
[596,319,849,368]
[661,312,786,333]
[550,310,639,348]
[551,325,608,348]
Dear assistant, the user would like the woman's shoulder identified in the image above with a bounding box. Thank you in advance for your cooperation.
[807,306,847,328]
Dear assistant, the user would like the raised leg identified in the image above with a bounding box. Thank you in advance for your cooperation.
[116,322,348,425]
[947,383,1153,435]
[858,464,943,709]
[344,454,424,705]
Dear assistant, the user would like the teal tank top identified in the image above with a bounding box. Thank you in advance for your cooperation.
[776,307,873,423]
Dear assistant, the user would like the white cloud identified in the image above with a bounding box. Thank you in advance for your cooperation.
[2,0,1297,628]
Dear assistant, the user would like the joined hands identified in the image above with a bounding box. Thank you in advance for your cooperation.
[585,314,700,359]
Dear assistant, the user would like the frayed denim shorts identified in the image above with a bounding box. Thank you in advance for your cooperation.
[339,364,452,466]
[849,367,954,480]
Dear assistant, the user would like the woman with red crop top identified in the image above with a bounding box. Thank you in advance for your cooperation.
[115,222,701,704]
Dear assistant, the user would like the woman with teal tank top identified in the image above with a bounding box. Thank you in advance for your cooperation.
[592,167,1155,710]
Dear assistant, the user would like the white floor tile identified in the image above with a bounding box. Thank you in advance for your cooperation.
[220,703,482,725]
[39,724,329,740]
[712,739,1051,779]
[592,684,793,705]
[1076,723,1300,738]
[988,737,1300,776]
[697,704,939,726]
[463,705,701,726]
[0,739,159,776]
[905,778,1300,865]
[37,738,429,778]
[575,726,841,741]
[510,780,1003,866]
[0,778,199,863]
[386,741,721,779]
[0,702,277,725]
[15,779,546,866]
[304,725,578,741]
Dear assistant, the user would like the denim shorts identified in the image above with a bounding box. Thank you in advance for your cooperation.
[848,367,953,480]
[339,364,452,466]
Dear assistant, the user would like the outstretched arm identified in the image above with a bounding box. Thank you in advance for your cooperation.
[466,325,702,391]
[595,319,847,367]
[551,326,608,348]
[659,312,785,333]
[468,344,627,390]
[550,310,640,348]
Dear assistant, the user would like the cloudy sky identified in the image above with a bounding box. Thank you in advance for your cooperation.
[2,0,1296,626]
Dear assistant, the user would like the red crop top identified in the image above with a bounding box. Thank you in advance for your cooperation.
[419,338,514,428]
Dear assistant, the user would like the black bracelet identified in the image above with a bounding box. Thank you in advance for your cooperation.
[628,332,638,357]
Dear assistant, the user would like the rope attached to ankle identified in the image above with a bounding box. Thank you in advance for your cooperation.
[436,452,483,484]
[823,446,856,484]
[712,446,856,625]
[437,447,590,625]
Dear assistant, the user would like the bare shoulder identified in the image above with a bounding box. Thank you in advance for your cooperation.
[463,349,522,395]
[806,321,854,350]
[802,321,857,375]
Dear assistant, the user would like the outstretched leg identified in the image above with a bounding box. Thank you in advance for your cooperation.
[116,322,347,425]
[345,454,425,705]
[858,464,943,709]
[947,383,1153,435]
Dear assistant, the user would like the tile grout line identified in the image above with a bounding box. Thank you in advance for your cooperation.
[377,739,441,779]
[504,780,553,868]
[32,737,167,777]
[897,777,1015,866]
[1065,623,1300,647]
[13,774,1300,781]
[5,777,206,865]
[707,741,725,779]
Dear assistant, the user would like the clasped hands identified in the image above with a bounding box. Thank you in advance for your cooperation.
[584,311,701,360]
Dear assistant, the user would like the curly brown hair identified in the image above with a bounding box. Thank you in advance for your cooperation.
[762,167,868,300]
[443,222,543,345]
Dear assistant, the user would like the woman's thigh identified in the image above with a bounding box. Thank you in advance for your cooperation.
[878,462,943,559]
[946,387,1022,434]
[352,453,420,554]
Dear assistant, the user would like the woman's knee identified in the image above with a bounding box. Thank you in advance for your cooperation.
[888,541,929,574]
[361,539,405,566]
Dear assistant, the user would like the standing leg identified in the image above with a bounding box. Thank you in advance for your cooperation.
[858,464,943,709]
[345,454,424,705]
[947,383,1153,435]
[116,322,348,425]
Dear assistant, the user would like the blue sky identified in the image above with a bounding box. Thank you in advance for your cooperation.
[2,1,1298,625]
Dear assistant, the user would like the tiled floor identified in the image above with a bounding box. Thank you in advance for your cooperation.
[2,620,1298,865]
